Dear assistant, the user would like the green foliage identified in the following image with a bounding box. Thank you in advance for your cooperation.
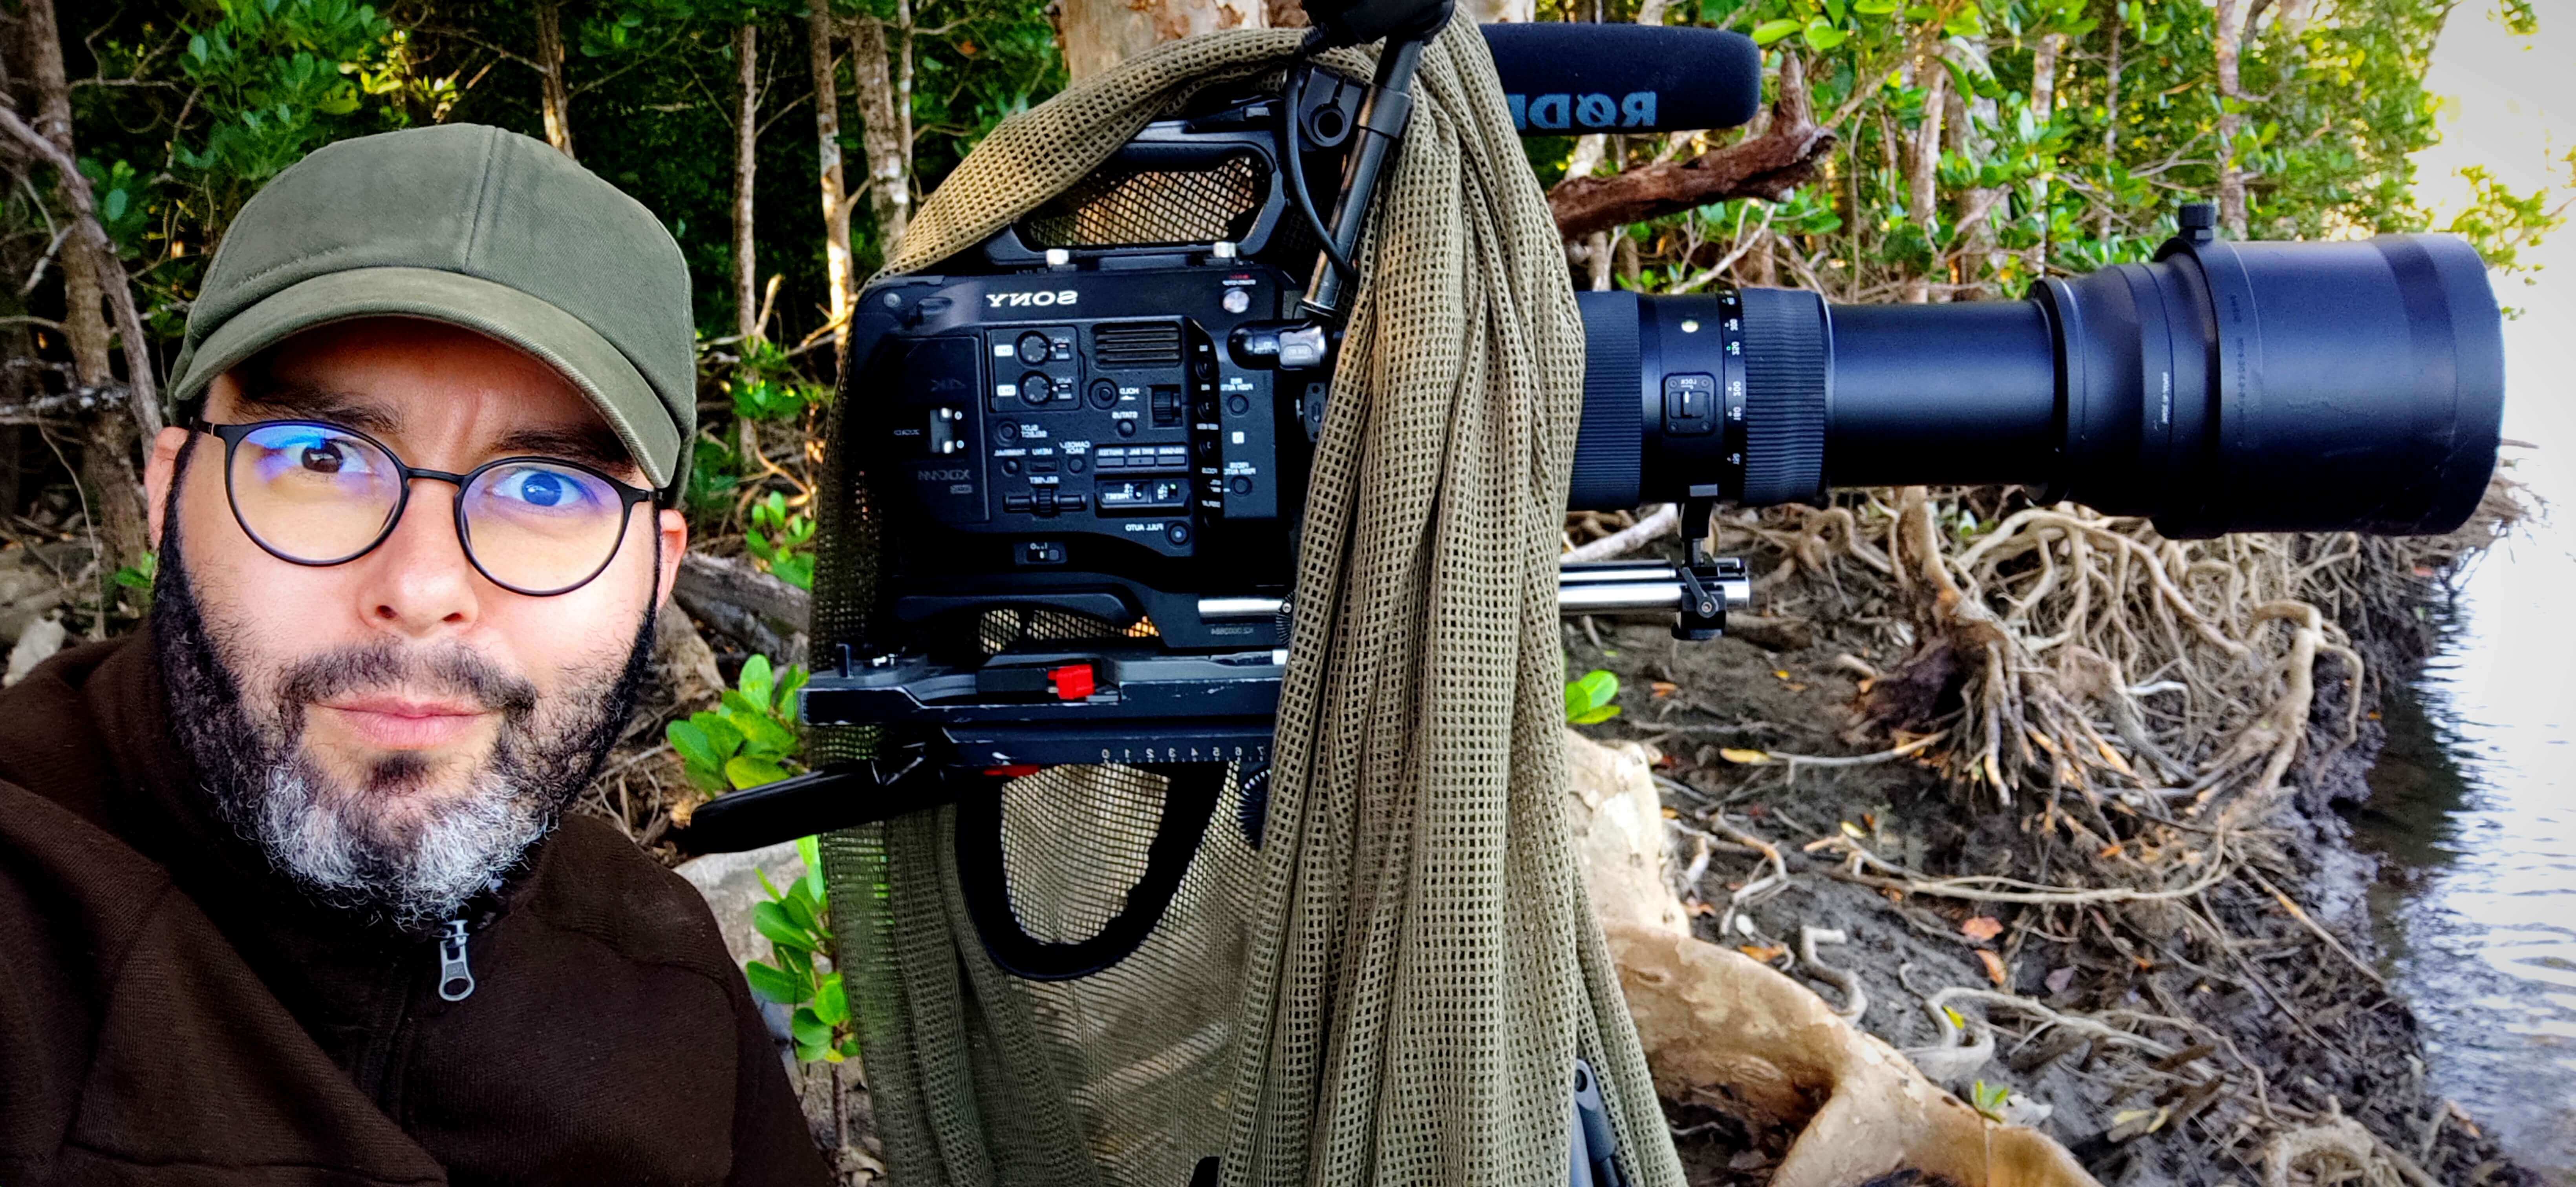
[743,835,862,1063]
[1970,1078,2012,1121]
[727,338,832,422]
[174,0,406,195]
[666,653,808,794]
[1565,668,1623,725]
[745,491,817,589]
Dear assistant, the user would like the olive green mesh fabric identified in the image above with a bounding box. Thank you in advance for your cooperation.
[811,22,1685,1187]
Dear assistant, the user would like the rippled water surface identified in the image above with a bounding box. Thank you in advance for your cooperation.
[2351,9,2576,1175]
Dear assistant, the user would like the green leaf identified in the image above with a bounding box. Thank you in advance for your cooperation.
[796,835,825,903]
[1570,705,1623,725]
[752,900,817,952]
[790,1006,831,1050]
[1941,8,1984,37]
[812,973,850,1026]
[779,882,821,933]
[1802,19,1848,49]
[1852,0,1897,13]
[775,665,811,717]
[1750,17,1803,45]
[744,959,805,1004]
[734,709,798,757]
[666,719,718,770]
[726,755,791,789]
[739,653,774,709]
[695,711,745,760]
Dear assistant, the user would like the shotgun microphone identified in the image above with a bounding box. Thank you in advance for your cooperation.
[1480,23,1764,135]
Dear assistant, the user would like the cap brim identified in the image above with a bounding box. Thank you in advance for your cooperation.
[169,266,681,491]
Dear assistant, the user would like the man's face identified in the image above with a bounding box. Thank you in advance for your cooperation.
[142,318,688,924]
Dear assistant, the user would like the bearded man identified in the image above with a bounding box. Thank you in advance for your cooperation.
[0,125,831,1186]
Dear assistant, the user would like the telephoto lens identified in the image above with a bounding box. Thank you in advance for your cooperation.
[1567,208,2505,538]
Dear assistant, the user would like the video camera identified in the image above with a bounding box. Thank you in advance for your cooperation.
[679,0,2504,982]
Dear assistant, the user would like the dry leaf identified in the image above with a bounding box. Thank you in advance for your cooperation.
[1650,680,1679,698]
[1977,950,2008,986]
[2045,966,2076,995]
[1660,806,1680,818]
[1685,899,1717,918]
[1738,944,1786,962]
[2098,842,2125,859]
[1881,887,1906,903]
[1771,669,1791,680]
[1960,916,2003,942]
[1786,681,1809,692]
[1718,747,1773,765]
[1839,820,1867,839]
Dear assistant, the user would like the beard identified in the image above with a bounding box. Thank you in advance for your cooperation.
[151,467,658,929]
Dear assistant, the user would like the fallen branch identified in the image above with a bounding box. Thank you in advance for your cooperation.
[673,551,810,660]
[1547,55,1837,241]
[1561,503,1677,563]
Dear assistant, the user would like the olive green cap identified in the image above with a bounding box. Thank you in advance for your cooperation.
[168,123,695,494]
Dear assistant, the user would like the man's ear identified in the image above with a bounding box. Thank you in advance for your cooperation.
[654,507,688,610]
[143,424,195,548]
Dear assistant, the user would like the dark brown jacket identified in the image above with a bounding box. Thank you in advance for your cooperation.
[0,633,832,1187]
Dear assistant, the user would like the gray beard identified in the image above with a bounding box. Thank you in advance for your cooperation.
[151,490,657,929]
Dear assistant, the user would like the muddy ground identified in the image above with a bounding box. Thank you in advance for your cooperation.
[1562,573,2544,1185]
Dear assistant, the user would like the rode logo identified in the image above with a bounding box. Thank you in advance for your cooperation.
[986,290,1079,308]
[1507,91,1657,131]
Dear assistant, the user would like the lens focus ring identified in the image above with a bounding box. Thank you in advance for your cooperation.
[1737,288,1829,505]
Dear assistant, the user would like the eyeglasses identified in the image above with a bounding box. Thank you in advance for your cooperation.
[192,418,659,597]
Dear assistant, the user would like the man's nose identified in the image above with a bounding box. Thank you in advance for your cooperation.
[353,479,482,636]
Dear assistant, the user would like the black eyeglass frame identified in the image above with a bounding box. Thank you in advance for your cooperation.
[191,417,662,597]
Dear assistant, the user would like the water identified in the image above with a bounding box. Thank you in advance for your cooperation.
[2345,6,2576,1177]
[2350,554,2576,1180]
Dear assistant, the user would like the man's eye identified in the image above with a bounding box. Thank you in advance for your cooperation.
[490,466,603,510]
[269,434,376,476]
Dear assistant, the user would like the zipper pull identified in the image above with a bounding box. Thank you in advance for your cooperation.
[436,919,476,1002]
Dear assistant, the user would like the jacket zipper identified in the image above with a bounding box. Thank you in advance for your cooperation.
[435,917,477,1001]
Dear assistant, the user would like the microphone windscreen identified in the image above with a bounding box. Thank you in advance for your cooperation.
[1479,23,1763,136]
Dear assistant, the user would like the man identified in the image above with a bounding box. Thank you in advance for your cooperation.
[0,124,831,1185]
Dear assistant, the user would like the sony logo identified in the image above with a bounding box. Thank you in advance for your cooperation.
[1507,91,1657,132]
[986,290,1079,308]
[918,468,973,482]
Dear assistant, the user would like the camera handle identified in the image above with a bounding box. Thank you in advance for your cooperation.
[1298,0,1453,319]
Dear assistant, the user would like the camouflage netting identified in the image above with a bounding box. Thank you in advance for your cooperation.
[806,20,1686,1187]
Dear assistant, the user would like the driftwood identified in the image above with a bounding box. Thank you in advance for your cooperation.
[1546,54,1837,243]
[672,551,810,663]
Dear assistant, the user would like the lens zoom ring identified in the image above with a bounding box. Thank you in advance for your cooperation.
[1569,291,1643,509]
[1738,288,1828,504]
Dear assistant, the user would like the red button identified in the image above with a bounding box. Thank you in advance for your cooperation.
[1047,663,1096,700]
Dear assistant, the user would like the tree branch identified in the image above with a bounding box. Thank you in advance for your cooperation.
[1546,55,1835,241]
[0,102,165,438]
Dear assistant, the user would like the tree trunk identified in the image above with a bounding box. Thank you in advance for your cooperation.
[536,0,576,159]
[1902,49,1947,304]
[1945,39,2001,298]
[2024,32,2064,279]
[809,0,854,369]
[2213,0,2249,237]
[848,13,910,257]
[733,22,762,345]
[21,0,149,573]
[1054,0,1266,82]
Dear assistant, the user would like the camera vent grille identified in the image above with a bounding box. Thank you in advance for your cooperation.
[1094,322,1185,369]
[1019,153,1264,249]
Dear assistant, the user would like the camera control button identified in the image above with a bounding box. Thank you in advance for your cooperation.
[996,423,1021,444]
[1020,373,1054,406]
[1089,380,1119,409]
[1665,374,1718,436]
[1016,332,1051,365]
[1004,493,1032,513]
